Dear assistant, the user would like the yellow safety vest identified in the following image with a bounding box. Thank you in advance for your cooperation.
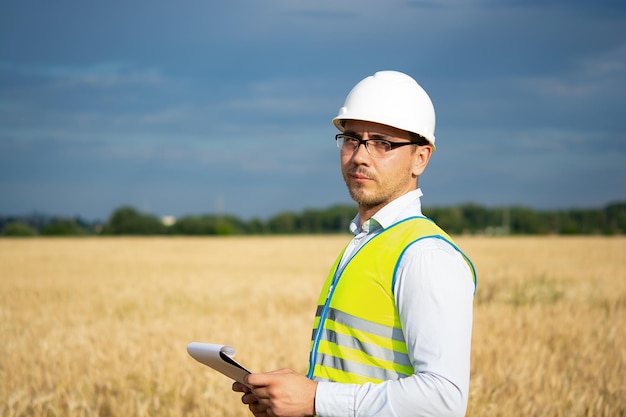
[307,216,476,384]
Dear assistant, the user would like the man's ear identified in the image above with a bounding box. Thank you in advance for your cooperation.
[412,145,433,178]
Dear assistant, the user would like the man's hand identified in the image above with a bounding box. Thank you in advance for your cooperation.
[233,380,271,417]
[235,369,317,417]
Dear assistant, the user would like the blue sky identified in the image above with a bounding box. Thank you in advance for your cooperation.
[1,0,624,221]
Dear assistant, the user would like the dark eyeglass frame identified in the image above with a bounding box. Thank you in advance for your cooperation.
[335,133,419,157]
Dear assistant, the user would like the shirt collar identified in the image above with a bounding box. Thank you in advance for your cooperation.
[349,189,424,235]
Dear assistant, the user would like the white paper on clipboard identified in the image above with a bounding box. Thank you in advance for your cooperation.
[187,342,252,387]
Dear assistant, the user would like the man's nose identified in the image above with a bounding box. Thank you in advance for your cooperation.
[352,134,371,162]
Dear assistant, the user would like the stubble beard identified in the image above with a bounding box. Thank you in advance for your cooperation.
[343,170,387,209]
[343,167,415,211]
[348,184,382,209]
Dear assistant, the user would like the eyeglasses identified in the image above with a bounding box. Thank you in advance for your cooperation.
[335,134,418,158]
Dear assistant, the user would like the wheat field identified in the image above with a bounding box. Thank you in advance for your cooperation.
[1,236,624,417]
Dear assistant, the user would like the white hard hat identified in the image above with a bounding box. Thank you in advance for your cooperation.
[333,70,436,148]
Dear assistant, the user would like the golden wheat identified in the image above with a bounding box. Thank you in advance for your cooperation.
[1,236,624,417]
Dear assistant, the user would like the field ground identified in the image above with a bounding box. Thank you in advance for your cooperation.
[1,236,625,416]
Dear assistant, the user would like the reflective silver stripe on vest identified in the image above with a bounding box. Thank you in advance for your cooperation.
[318,327,413,369]
[311,307,412,381]
[326,307,406,343]
[314,351,411,381]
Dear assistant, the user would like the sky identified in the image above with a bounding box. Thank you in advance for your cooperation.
[1,0,625,221]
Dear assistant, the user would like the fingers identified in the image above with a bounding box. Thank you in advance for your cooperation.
[239,388,272,417]
[242,391,259,405]
[232,381,251,393]
[245,368,293,388]
[249,400,271,416]
[239,391,271,417]
[241,370,317,417]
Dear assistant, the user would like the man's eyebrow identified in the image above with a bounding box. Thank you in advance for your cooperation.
[343,131,389,139]
[342,130,359,137]
[368,133,389,139]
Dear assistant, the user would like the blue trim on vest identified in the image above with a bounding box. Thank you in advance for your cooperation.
[389,216,477,294]
[391,235,478,296]
[382,216,478,296]
[306,215,477,379]
[307,224,389,378]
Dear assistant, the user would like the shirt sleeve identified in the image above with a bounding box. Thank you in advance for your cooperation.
[315,238,475,417]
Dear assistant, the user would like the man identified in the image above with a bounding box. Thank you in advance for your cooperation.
[233,70,477,417]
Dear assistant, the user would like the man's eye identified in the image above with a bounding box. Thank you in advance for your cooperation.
[371,140,390,147]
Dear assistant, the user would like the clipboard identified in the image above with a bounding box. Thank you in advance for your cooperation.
[187,342,253,388]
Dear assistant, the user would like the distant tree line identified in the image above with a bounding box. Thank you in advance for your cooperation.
[1,201,625,237]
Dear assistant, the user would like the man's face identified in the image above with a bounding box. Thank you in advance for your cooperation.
[340,120,432,215]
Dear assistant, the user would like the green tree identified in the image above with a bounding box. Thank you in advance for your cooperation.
[267,212,298,234]
[605,202,626,234]
[427,207,465,234]
[247,218,268,234]
[104,206,167,235]
[3,221,37,237]
[172,215,217,235]
[41,219,88,236]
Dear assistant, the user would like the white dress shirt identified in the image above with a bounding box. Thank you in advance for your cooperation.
[315,189,476,417]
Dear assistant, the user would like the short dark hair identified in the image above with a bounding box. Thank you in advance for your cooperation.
[409,132,431,146]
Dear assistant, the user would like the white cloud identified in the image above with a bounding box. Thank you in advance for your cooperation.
[1,0,625,219]
[0,61,164,88]
[511,42,626,99]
